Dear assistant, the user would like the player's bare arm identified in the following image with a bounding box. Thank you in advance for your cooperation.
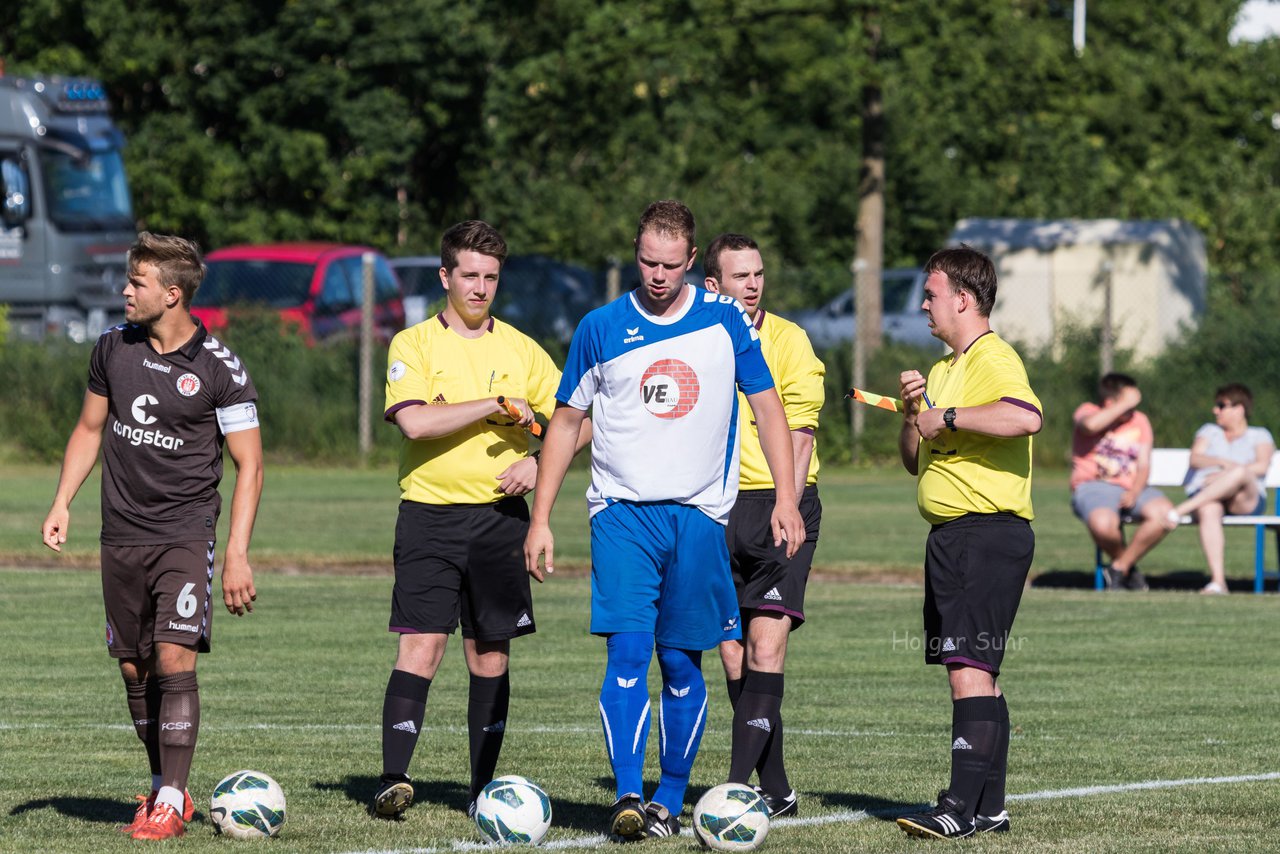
[222,427,263,616]
[524,404,587,582]
[42,390,109,552]
[916,400,1042,441]
[393,396,517,440]
[790,429,814,505]
[745,388,804,558]
[898,370,925,475]
[1077,385,1141,435]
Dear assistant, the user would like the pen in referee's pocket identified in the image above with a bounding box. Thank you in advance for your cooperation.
[488,370,495,392]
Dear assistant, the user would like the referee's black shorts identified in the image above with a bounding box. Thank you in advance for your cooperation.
[726,485,821,628]
[390,496,535,641]
[922,512,1033,676]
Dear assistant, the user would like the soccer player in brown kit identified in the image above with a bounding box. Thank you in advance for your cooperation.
[703,234,824,817]
[42,232,263,841]
[894,245,1041,840]
[374,220,590,819]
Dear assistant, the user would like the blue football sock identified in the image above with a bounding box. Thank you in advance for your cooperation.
[599,632,654,800]
[650,646,707,814]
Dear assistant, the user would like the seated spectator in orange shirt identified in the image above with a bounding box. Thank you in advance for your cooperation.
[1070,373,1176,591]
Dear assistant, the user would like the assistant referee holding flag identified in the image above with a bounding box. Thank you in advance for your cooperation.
[893,245,1042,840]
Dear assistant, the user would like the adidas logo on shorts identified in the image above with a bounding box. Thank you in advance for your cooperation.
[393,720,418,734]
[516,613,532,628]
[747,717,772,733]
[941,637,957,652]
[763,587,783,601]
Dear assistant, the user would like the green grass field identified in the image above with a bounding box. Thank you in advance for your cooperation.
[2,463,1278,852]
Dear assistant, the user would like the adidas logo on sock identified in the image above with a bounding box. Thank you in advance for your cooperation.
[516,613,532,628]
[747,717,772,732]
[941,637,957,652]
[483,720,506,733]
[393,720,418,734]
[763,587,783,601]
[617,676,639,688]
[668,685,690,697]
[952,737,973,750]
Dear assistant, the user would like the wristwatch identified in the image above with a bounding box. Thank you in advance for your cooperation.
[943,407,958,432]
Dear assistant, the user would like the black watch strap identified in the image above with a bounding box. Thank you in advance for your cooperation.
[943,407,958,432]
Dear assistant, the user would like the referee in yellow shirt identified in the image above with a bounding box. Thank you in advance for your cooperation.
[894,245,1042,840]
[704,234,824,818]
[373,221,590,820]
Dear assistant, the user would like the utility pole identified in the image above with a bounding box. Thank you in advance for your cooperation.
[852,4,885,457]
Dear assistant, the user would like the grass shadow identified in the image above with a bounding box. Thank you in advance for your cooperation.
[7,795,203,825]
[809,790,923,823]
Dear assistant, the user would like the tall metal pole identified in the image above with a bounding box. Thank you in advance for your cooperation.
[359,252,375,461]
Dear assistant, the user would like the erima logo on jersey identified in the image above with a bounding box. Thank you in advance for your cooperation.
[393,720,418,734]
[763,587,783,601]
[516,613,532,628]
[616,677,639,689]
[952,737,973,750]
[747,718,772,732]
[668,685,690,698]
[941,637,957,653]
[483,720,506,733]
[168,620,200,633]
[624,326,645,344]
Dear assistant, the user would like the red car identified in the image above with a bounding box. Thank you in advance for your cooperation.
[191,243,405,344]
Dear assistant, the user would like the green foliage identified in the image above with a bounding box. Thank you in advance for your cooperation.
[0,340,93,460]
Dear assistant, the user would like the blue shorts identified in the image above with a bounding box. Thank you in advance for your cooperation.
[590,501,741,650]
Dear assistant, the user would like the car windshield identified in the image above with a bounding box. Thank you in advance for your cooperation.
[195,260,315,308]
[39,148,133,231]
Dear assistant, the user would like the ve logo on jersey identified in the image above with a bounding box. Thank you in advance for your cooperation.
[131,394,158,425]
[640,358,700,419]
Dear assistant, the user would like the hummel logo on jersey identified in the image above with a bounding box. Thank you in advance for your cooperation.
[432,394,448,404]
[763,587,783,601]
[483,720,506,733]
[952,737,973,750]
[941,637,957,653]
[616,677,639,689]
[747,717,772,733]
[668,685,690,698]
[393,720,418,734]
[516,613,532,628]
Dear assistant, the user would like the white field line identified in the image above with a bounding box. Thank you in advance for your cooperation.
[336,771,1280,854]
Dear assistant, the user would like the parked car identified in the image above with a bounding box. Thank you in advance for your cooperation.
[192,243,405,344]
[388,254,441,327]
[390,253,602,344]
[786,267,939,349]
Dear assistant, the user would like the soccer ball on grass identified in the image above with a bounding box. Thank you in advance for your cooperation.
[209,770,286,839]
[473,775,553,845]
[693,783,770,852]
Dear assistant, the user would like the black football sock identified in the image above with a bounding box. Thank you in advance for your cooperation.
[725,676,745,710]
[382,669,431,779]
[948,696,1002,819]
[976,695,1011,816]
[468,672,511,799]
[156,671,200,795]
[124,677,163,777]
[755,673,789,796]
[728,670,784,786]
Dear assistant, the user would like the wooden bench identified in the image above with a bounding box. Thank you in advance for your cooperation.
[1092,448,1280,593]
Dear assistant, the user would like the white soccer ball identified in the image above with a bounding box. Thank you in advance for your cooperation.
[473,775,553,846]
[693,783,771,852]
[209,770,286,839]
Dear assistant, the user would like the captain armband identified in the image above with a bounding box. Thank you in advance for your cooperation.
[216,401,260,435]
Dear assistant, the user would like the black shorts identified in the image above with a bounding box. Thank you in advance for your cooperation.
[390,497,535,641]
[101,541,216,659]
[725,485,822,629]
[923,513,1033,675]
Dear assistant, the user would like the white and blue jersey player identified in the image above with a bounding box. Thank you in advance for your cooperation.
[525,201,805,840]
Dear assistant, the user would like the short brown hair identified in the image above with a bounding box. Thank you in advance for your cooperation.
[1098,372,1138,401]
[1216,383,1254,418]
[635,200,696,256]
[704,233,758,283]
[127,232,206,308]
[440,220,508,271]
[924,244,997,317]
